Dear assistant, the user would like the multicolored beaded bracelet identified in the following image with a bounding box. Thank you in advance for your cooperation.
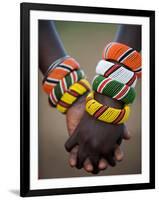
[85,91,130,124]
[49,69,85,107]
[43,56,80,94]
[96,60,137,87]
[56,79,91,113]
[102,42,141,77]
[92,75,136,104]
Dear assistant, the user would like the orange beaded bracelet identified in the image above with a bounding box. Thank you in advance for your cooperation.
[42,56,80,94]
[102,42,141,77]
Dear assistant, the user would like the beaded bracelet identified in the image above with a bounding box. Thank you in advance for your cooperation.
[96,60,137,87]
[49,69,85,107]
[56,79,91,113]
[43,56,80,94]
[92,75,136,104]
[85,91,130,124]
[102,42,141,77]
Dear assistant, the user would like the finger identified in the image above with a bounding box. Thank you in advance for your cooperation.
[65,131,78,152]
[68,146,79,167]
[84,158,93,172]
[98,158,108,170]
[90,155,100,174]
[114,145,124,162]
[123,126,131,140]
[106,154,116,167]
[76,146,87,169]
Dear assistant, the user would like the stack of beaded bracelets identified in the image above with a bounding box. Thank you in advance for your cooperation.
[43,56,80,94]
[43,56,91,113]
[85,42,141,124]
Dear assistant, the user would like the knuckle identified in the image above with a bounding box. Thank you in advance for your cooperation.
[91,140,99,150]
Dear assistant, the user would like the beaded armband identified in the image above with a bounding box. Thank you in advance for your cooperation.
[92,75,136,104]
[56,79,91,113]
[49,69,85,107]
[102,42,141,77]
[85,91,130,124]
[43,56,80,94]
[96,60,137,87]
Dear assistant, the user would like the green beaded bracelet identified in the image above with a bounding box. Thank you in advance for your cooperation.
[92,75,136,104]
[49,69,85,107]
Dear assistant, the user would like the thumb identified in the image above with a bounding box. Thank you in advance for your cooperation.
[66,97,86,136]
[65,130,78,152]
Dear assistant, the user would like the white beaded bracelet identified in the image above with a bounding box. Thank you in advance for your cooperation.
[95,60,137,87]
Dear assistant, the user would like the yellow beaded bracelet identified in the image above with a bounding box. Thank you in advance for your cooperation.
[57,79,91,113]
[85,91,130,124]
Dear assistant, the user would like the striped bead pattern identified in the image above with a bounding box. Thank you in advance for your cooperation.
[56,79,91,113]
[85,91,130,124]
[49,69,85,107]
[43,57,80,94]
[102,42,141,77]
[96,60,137,87]
[92,75,136,104]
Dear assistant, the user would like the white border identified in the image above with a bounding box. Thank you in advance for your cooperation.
[30,10,150,190]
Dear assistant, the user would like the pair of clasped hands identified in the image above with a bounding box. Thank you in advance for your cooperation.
[65,90,131,174]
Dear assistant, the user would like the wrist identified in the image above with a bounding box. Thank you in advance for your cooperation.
[94,92,123,109]
[69,90,124,110]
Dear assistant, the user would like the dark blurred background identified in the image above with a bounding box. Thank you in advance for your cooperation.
[38,21,141,179]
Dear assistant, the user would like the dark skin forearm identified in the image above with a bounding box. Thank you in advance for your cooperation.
[114,24,141,51]
[39,20,67,75]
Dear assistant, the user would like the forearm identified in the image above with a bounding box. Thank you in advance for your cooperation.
[39,20,67,75]
[114,24,141,51]
[39,20,90,116]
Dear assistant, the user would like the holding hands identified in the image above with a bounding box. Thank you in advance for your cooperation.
[39,21,141,175]
[66,93,131,174]
[42,42,141,174]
